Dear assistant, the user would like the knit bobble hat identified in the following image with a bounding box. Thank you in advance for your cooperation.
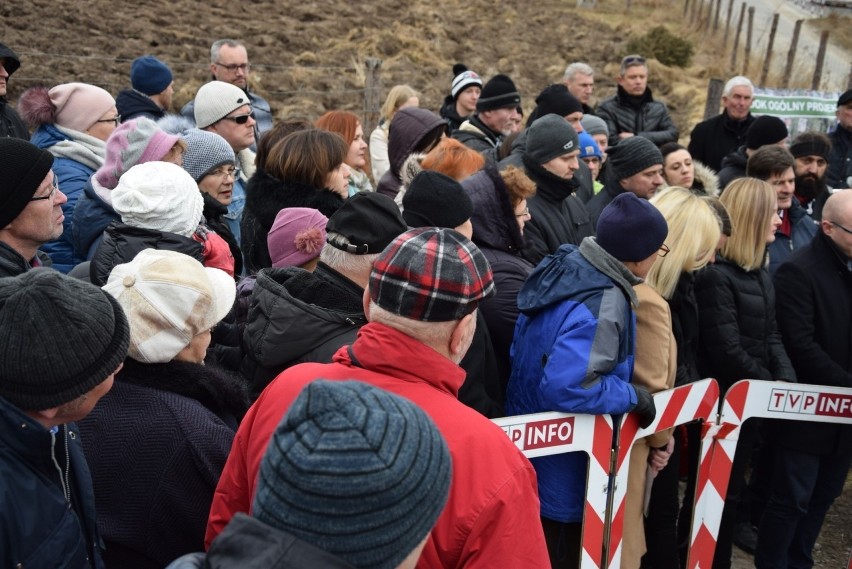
[746,115,788,150]
[579,132,602,160]
[581,114,609,137]
[95,118,182,190]
[180,128,236,182]
[476,74,521,112]
[267,207,329,268]
[0,269,129,411]
[451,63,483,99]
[51,83,116,132]
[525,114,580,165]
[607,136,663,181]
[0,138,54,229]
[253,379,452,569]
[130,55,173,96]
[194,81,250,129]
[402,170,474,229]
[112,162,204,238]
[370,227,495,322]
[103,249,236,363]
[596,192,668,262]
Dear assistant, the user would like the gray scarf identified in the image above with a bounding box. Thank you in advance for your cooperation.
[49,125,107,171]
[579,237,642,306]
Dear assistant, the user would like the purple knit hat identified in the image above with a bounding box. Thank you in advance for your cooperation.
[267,208,329,268]
[95,118,181,189]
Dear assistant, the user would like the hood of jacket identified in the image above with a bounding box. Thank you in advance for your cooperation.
[518,238,640,315]
[30,122,71,150]
[720,145,748,171]
[244,267,366,371]
[463,164,526,254]
[387,107,445,179]
[115,89,164,121]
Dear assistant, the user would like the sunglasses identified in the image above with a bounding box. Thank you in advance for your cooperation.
[220,111,254,125]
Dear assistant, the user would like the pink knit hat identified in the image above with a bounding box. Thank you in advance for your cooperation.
[49,82,115,132]
[267,208,329,268]
[95,118,181,189]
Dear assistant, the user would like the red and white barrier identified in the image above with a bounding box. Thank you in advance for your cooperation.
[686,380,852,569]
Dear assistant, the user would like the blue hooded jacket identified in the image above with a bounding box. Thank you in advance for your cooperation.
[506,239,639,523]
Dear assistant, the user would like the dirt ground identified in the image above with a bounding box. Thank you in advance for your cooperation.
[4,0,850,566]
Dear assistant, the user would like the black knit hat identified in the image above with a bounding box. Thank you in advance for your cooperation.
[606,136,663,181]
[0,269,130,411]
[476,74,521,112]
[529,84,583,124]
[0,43,21,76]
[596,193,668,262]
[746,115,788,150]
[837,89,852,107]
[402,170,474,229]
[326,191,407,255]
[253,380,452,569]
[0,138,55,229]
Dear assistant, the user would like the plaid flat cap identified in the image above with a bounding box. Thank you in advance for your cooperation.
[369,227,495,322]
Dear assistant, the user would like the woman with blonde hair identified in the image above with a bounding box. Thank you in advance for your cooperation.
[630,187,721,568]
[316,110,373,195]
[369,85,419,182]
[694,177,794,569]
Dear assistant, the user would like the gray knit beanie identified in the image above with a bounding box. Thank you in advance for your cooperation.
[580,114,609,137]
[180,128,236,182]
[253,380,452,569]
[0,269,129,411]
[193,81,251,129]
[525,114,580,165]
[607,136,663,181]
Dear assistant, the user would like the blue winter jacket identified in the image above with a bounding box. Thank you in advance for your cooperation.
[767,200,817,275]
[72,179,120,262]
[0,396,105,568]
[31,124,97,273]
[506,240,639,523]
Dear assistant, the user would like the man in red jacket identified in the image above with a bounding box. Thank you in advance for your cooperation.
[206,227,550,568]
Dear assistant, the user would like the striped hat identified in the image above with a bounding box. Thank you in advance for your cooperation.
[253,380,452,569]
[369,227,495,322]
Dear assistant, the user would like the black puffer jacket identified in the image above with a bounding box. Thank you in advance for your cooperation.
[89,222,203,285]
[440,95,467,133]
[687,111,754,172]
[241,170,344,274]
[695,256,796,393]
[202,193,243,277]
[464,165,534,395]
[452,114,502,162]
[376,107,446,198]
[240,264,366,394]
[521,156,594,265]
[717,145,749,190]
[594,85,678,147]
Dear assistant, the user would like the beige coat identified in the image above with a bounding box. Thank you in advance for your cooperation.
[621,283,677,569]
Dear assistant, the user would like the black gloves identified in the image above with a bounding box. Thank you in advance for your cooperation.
[632,385,657,429]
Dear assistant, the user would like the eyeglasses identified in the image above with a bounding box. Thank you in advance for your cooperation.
[658,244,671,258]
[31,177,59,201]
[214,62,251,72]
[515,208,531,219]
[220,111,254,125]
[95,115,121,126]
[209,166,237,180]
[829,220,852,235]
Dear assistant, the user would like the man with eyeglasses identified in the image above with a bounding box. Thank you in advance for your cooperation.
[0,42,29,139]
[181,39,273,146]
[193,80,258,251]
[759,190,852,569]
[0,138,68,277]
[594,54,678,149]
[747,145,816,274]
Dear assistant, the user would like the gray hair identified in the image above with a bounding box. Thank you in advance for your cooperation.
[723,76,754,97]
[320,232,380,276]
[210,39,245,64]
[368,302,457,347]
[619,55,647,76]
[563,62,594,81]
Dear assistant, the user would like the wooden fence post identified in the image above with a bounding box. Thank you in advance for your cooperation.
[811,30,830,91]
[684,0,691,17]
[363,58,383,137]
[759,13,779,86]
[782,20,803,89]
[714,0,722,32]
[730,3,747,73]
[848,63,852,90]
[743,6,754,76]
[704,79,725,120]
[723,0,735,44]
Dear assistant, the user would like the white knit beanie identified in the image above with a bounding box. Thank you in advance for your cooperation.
[193,81,251,129]
[112,162,204,237]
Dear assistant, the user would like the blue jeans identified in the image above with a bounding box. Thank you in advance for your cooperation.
[754,443,852,569]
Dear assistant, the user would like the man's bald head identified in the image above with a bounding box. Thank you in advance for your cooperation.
[821,191,852,258]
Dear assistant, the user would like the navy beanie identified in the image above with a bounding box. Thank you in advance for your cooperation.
[253,380,452,569]
[596,192,668,262]
[131,55,173,96]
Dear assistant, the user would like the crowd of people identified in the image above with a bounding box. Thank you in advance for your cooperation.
[1,36,851,569]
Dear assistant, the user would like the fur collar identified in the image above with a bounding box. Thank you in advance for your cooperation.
[244,170,345,228]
